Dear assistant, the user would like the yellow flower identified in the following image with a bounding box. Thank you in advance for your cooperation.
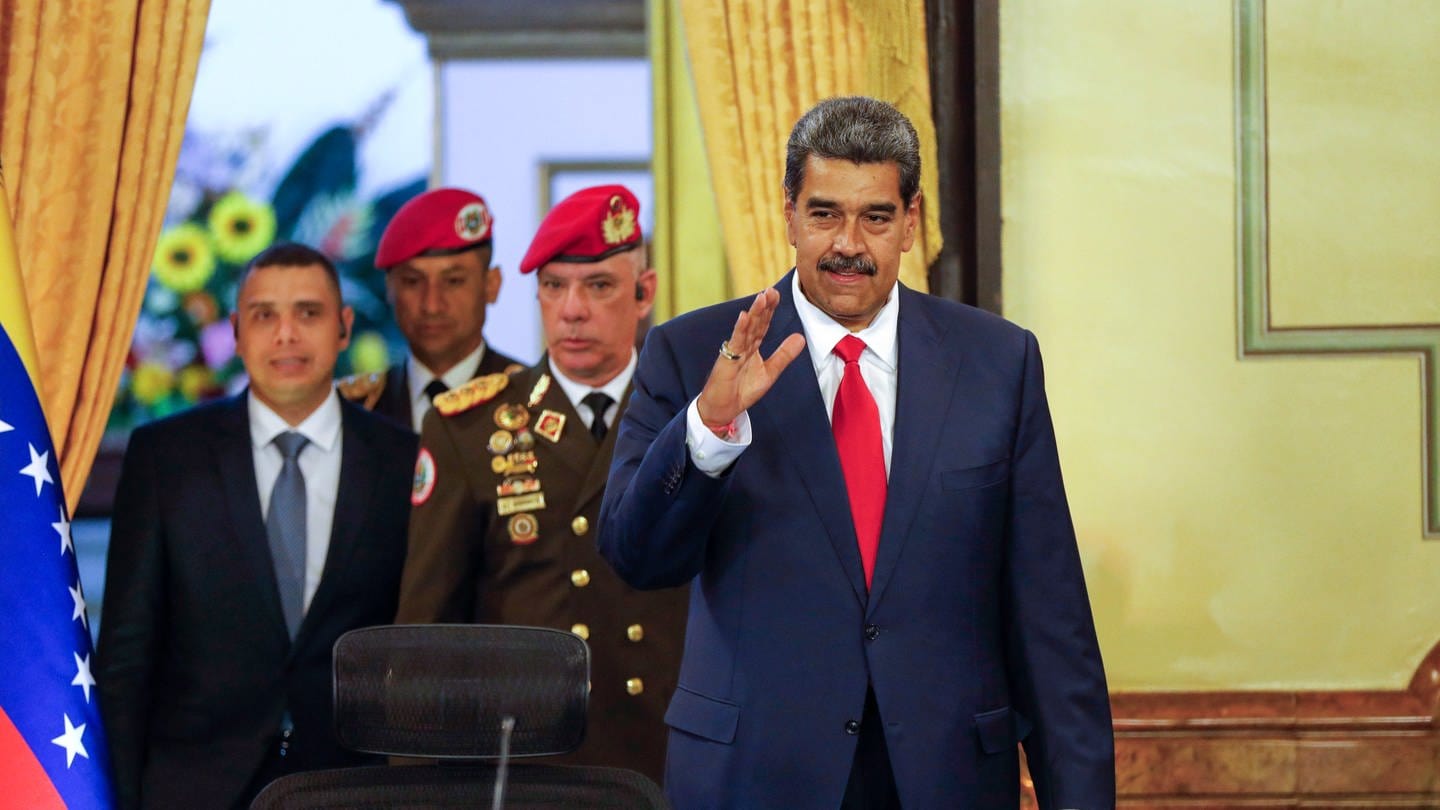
[176,364,214,403]
[348,331,390,375]
[131,361,175,406]
[153,224,216,293]
[209,191,277,264]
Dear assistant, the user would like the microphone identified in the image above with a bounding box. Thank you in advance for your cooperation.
[490,714,516,810]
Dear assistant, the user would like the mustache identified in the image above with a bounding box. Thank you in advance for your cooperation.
[817,255,877,276]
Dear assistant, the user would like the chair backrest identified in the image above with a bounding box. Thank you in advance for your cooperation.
[333,624,590,759]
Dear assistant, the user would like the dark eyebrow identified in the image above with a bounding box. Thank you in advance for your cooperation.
[866,202,898,215]
[805,196,840,211]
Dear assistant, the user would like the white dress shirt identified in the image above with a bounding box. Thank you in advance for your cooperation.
[549,350,638,432]
[687,272,900,476]
[406,342,490,433]
[249,390,343,611]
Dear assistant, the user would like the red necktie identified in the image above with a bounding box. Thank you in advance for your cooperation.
[831,334,886,589]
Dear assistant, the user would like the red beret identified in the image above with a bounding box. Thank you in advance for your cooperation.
[520,185,642,274]
[375,187,494,270]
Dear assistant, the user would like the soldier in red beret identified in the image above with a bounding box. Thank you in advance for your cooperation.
[396,185,688,784]
[338,187,522,432]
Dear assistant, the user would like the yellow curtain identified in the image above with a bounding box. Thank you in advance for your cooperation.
[650,0,731,321]
[677,0,942,295]
[1,0,209,510]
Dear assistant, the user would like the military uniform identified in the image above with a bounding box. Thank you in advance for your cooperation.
[337,346,521,431]
[397,362,688,782]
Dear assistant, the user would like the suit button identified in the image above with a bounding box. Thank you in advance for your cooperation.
[571,623,590,640]
[844,719,861,735]
[626,624,645,642]
[570,569,591,587]
[626,678,644,696]
[571,516,589,536]
[864,624,880,641]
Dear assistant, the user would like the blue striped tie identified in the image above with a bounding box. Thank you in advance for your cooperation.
[267,431,309,638]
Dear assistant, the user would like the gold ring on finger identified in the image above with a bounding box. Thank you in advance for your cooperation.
[718,340,742,361]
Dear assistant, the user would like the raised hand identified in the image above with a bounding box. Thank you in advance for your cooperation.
[695,287,807,434]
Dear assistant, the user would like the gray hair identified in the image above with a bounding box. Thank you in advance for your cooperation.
[783,96,921,205]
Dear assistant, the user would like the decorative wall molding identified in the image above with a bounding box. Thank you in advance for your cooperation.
[1234,0,1440,537]
[386,0,646,59]
[1110,639,1440,806]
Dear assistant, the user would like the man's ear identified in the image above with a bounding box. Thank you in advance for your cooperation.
[635,267,658,320]
[783,191,798,247]
[338,306,355,349]
[900,190,921,253]
[485,265,502,305]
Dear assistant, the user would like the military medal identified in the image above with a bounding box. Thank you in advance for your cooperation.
[507,513,539,545]
[514,428,535,451]
[496,476,542,497]
[487,429,515,455]
[497,451,538,476]
[498,491,546,516]
[494,403,529,430]
[535,409,566,443]
[527,374,551,409]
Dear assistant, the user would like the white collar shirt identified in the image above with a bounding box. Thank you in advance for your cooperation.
[406,342,488,433]
[248,389,344,611]
[548,350,637,433]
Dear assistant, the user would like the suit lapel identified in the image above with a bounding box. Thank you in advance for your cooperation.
[387,364,412,429]
[866,287,958,614]
[214,394,291,644]
[293,401,377,655]
[753,272,868,604]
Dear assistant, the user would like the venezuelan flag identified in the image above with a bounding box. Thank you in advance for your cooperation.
[0,170,115,807]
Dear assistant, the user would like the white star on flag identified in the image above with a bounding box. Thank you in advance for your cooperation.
[53,508,73,556]
[0,416,11,433]
[19,442,53,496]
[71,652,96,703]
[69,582,88,629]
[50,713,89,767]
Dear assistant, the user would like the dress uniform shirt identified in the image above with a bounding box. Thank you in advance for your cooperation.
[548,350,637,434]
[686,271,900,476]
[405,342,491,433]
[249,390,343,610]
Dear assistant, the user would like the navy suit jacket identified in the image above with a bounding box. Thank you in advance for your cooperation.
[599,273,1113,809]
[96,394,416,809]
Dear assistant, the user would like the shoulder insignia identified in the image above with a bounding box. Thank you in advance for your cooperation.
[337,372,385,409]
[504,363,525,375]
[434,373,509,416]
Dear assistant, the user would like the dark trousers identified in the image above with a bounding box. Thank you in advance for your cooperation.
[840,688,901,809]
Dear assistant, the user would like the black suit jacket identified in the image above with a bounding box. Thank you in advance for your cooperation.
[96,394,416,809]
[371,344,521,430]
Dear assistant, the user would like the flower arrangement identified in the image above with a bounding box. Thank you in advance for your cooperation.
[108,118,426,432]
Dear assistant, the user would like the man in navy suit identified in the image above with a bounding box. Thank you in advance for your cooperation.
[599,97,1113,809]
[97,243,417,809]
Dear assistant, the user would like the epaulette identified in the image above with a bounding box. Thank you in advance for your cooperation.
[336,372,386,410]
[503,362,525,375]
[434,373,509,416]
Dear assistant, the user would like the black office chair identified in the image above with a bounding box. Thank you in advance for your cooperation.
[251,624,668,809]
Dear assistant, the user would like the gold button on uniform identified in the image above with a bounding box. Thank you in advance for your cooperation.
[571,623,590,640]
[571,516,589,536]
[626,624,644,642]
[570,569,591,587]
[626,678,644,696]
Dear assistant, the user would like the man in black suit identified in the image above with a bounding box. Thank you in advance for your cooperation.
[339,187,521,431]
[97,243,417,809]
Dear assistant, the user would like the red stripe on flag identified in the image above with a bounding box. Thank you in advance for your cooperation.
[0,707,66,809]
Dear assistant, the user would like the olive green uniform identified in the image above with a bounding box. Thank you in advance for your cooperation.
[397,361,688,782]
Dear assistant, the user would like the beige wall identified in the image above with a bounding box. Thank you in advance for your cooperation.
[1001,0,1440,690]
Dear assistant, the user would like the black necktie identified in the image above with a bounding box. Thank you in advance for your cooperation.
[424,379,449,401]
[581,392,613,442]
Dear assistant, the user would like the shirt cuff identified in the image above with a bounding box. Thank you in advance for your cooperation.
[685,399,752,478]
